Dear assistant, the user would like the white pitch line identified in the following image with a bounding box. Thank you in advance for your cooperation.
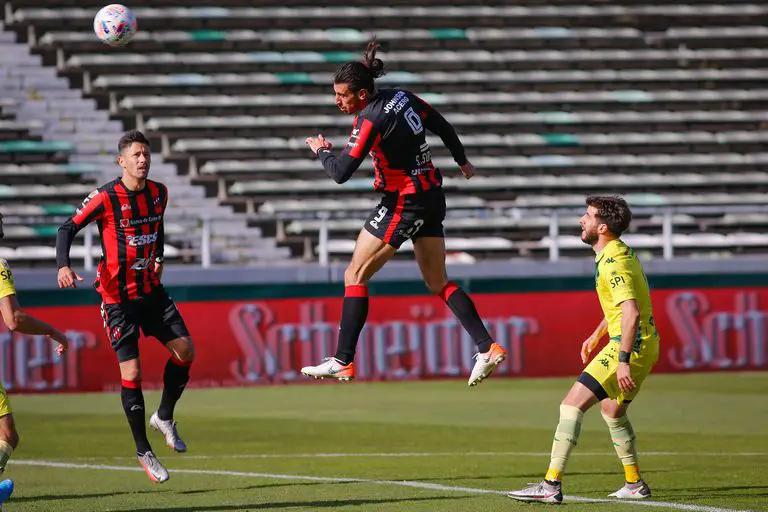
[11,459,756,512]
[57,451,768,462]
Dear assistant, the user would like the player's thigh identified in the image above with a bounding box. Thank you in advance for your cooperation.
[363,192,431,251]
[345,228,397,285]
[0,384,12,423]
[119,357,141,382]
[561,380,601,412]
[581,343,657,403]
[413,237,448,294]
[101,301,141,363]
[140,287,192,359]
[581,343,621,401]
[0,412,18,446]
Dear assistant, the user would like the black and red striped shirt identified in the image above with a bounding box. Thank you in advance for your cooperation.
[316,88,467,195]
[56,178,167,304]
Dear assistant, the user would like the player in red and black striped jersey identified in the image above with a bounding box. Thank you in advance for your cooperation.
[55,130,194,484]
[302,39,507,386]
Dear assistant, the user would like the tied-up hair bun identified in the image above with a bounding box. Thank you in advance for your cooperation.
[363,37,386,79]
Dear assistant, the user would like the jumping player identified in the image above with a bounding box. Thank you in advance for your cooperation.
[507,196,659,503]
[302,39,506,386]
[56,130,195,483]
[0,211,69,507]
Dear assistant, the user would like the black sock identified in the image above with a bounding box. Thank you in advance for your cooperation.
[439,282,493,353]
[333,284,369,364]
[121,380,152,455]
[157,357,191,421]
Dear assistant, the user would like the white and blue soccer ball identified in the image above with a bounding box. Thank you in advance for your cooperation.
[93,4,137,46]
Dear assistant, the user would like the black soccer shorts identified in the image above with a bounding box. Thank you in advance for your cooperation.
[100,285,190,362]
[364,188,446,249]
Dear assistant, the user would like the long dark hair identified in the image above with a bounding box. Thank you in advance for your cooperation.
[333,38,386,94]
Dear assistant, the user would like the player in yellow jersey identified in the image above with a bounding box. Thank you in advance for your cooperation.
[507,196,659,504]
[0,212,69,508]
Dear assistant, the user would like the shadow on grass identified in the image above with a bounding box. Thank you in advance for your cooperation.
[113,494,474,511]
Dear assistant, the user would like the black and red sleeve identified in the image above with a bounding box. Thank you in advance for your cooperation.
[316,115,380,184]
[156,184,168,260]
[412,94,467,166]
[56,189,106,269]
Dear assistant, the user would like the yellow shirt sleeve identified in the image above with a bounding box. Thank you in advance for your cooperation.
[605,254,637,307]
[0,259,17,300]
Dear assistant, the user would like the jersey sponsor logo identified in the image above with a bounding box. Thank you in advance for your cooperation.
[119,215,163,229]
[0,269,12,282]
[383,90,409,114]
[127,232,158,247]
[121,203,132,211]
[609,275,626,288]
[369,206,388,229]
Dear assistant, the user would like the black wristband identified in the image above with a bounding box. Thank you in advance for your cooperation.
[618,351,631,363]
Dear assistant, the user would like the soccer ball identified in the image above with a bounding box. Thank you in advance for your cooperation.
[93,4,137,46]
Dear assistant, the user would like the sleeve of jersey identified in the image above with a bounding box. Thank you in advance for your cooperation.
[156,185,167,259]
[607,255,639,307]
[316,116,379,184]
[55,190,106,269]
[0,259,17,300]
[413,95,467,166]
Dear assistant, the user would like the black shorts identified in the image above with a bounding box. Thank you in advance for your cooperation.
[100,285,190,362]
[364,188,446,249]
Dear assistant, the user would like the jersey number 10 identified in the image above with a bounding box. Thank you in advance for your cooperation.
[404,107,424,135]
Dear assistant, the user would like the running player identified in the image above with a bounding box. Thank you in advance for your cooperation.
[55,130,195,484]
[507,196,659,503]
[0,212,69,507]
[302,38,506,386]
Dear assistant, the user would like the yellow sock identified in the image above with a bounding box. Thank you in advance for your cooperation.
[546,404,584,482]
[0,440,13,473]
[545,468,562,482]
[623,464,641,483]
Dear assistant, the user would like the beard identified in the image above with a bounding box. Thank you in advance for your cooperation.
[581,228,598,246]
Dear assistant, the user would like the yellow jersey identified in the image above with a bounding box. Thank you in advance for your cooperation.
[0,258,17,300]
[594,239,659,351]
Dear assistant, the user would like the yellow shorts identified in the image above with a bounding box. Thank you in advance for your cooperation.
[0,383,11,418]
[581,338,659,403]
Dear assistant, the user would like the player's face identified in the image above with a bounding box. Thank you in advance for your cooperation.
[580,205,603,246]
[119,142,151,180]
[334,83,367,114]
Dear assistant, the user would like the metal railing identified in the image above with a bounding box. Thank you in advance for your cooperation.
[72,204,768,268]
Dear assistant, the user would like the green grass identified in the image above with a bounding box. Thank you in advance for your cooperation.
[5,373,768,511]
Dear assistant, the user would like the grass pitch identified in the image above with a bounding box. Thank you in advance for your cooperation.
[5,372,768,511]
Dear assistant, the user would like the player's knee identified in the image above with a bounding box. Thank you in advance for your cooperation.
[175,340,195,364]
[121,367,141,382]
[0,421,18,449]
[343,265,367,286]
[426,278,448,296]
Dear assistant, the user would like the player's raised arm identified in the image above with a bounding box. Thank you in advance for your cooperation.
[55,189,106,288]
[307,115,381,184]
[0,261,68,355]
[412,94,474,179]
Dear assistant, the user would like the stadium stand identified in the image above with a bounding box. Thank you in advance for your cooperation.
[3,0,768,262]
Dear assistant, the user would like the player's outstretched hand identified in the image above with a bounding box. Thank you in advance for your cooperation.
[305,134,333,155]
[580,336,599,364]
[50,330,69,356]
[57,266,83,288]
[459,161,475,180]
